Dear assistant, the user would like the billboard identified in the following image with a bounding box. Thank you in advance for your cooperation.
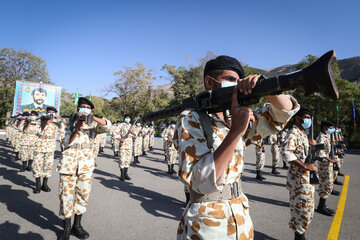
[12,81,62,116]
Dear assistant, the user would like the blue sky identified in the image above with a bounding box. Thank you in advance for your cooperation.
[1,0,359,98]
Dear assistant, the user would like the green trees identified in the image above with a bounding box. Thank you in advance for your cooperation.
[0,48,51,125]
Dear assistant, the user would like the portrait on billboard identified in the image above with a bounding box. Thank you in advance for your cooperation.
[12,81,62,115]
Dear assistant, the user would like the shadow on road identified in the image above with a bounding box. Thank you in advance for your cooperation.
[0,221,44,240]
[245,193,289,208]
[95,176,184,221]
[254,230,278,240]
[242,175,286,188]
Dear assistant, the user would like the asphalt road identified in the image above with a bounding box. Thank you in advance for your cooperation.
[0,135,358,240]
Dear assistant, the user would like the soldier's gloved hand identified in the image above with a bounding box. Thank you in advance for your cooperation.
[230,87,255,136]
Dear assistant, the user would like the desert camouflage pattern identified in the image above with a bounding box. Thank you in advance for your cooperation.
[316,132,333,199]
[133,126,143,157]
[161,127,169,159]
[14,119,25,153]
[93,134,101,159]
[163,127,177,165]
[58,116,110,220]
[269,134,280,167]
[173,96,299,240]
[142,126,150,152]
[112,125,121,152]
[98,132,107,148]
[20,120,40,161]
[149,126,155,148]
[255,139,265,170]
[282,124,314,235]
[117,122,135,168]
[59,172,92,219]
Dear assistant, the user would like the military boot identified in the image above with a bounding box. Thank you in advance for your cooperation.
[271,166,280,175]
[331,189,340,196]
[99,147,104,153]
[334,178,343,185]
[167,165,172,174]
[142,151,147,156]
[135,156,140,164]
[256,170,266,181]
[41,177,51,192]
[58,218,71,240]
[316,198,334,216]
[20,161,27,172]
[294,232,306,240]
[71,214,89,239]
[15,152,20,161]
[34,177,41,194]
[171,164,177,174]
[282,161,289,169]
[185,192,190,206]
[27,160,33,171]
[119,168,125,181]
[124,168,131,180]
[149,146,153,151]
[338,170,344,176]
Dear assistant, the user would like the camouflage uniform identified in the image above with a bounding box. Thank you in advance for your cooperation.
[255,139,265,170]
[161,127,169,160]
[14,119,26,155]
[33,119,63,178]
[99,132,107,148]
[58,117,110,220]
[174,96,299,240]
[20,120,40,162]
[142,126,150,153]
[316,132,333,199]
[149,126,155,149]
[133,126,143,157]
[164,127,177,165]
[282,125,314,235]
[112,125,121,155]
[116,122,135,169]
[269,134,280,168]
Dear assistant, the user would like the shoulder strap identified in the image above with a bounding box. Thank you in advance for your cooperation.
[196,111,214,151]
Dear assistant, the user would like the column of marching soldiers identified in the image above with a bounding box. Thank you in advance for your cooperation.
[2,98,347,240]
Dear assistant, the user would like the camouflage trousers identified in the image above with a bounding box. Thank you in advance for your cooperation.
[20,145,35,161]
[271,145,280,168]
[333,156,343,180]
[143,136,149,152]
[255,150,265,171]
[99,136,107,148]
[177,195,254,240]
[119,148,132,168]
[289,184,315,234]
[317,161,334,199]
[166,145,177,165]
[113,139,120,152]
[59,172,92,220]
[163,141,169,158]
[133,138,142,157]
[33,151,55,178]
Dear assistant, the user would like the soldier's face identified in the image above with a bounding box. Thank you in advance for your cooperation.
[205,70,239,90]
[33,91,46,105]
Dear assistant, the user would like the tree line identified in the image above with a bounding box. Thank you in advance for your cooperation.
[1,48,359,148]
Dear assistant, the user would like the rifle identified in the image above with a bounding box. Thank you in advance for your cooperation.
[306,117,323,185]
[142,50,339,122]
[330,133,340,171]
[119,117,141,148]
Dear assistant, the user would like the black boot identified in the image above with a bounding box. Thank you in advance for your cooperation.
[338,170,344,176]
[135,156,140,164]
[15,152,20,161]
[27,160,33,171]
[34,177,41,194]
[171,164,177,174]
[41,177,51,192]
[167,165,172,174]
[331,189,340,196]
[142,151,147,156]
[164,155,168,162]
[20,161,27,172]
[149,146,153,151]
[71,214,89,239]
[99,147,104,153]
[124,168,131,180]
[185,192,190,206]
[271,166,280,175]
[334,178,343,185]
[294,232,306,240]
[282,161,289,169]
[256,170,266,181]
[133,156,137,165]
[316,198,334,216]
[119,168,125,181]
[58,218,71,240]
